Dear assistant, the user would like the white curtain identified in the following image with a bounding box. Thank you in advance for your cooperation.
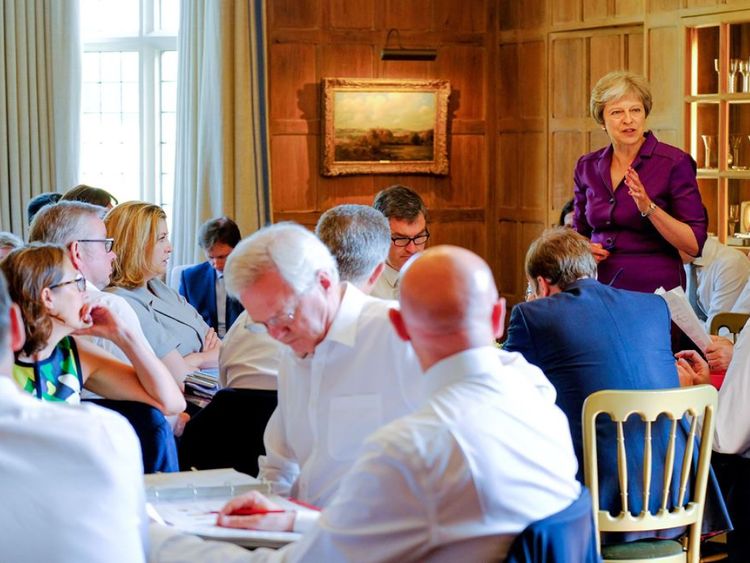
[172,0,270,266]
[0,0,80,235]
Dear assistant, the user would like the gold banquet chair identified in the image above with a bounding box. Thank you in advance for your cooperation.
[582,385,718,563]
[708,312,750,341]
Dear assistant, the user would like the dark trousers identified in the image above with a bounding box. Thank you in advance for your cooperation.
[178,388,277,476]
[84,399,179,474]
[712,451,750,562]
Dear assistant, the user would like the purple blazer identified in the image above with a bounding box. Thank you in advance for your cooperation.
[573,132,707,293]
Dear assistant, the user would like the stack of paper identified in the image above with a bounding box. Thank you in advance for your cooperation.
[145,469,316,549]
[184,370,220,403]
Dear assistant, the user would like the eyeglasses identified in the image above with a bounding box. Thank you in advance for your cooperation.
[244,298,301,334]
[49,276,87,293]
[391,231,430,247]
[78,238,115,253]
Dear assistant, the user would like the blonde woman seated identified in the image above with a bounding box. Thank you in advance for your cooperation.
[104,202,219,384]
[1,244,185,414]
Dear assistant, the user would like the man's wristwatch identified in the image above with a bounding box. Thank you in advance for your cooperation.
[641,202,658,218]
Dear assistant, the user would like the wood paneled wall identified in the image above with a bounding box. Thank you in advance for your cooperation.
[266,0,497,288]
[265,0,750,307]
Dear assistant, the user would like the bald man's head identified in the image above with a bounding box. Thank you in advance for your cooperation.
[390,246,504,371]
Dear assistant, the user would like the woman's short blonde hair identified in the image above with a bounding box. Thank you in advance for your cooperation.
[590,70,652,125]
[105,201,167,289]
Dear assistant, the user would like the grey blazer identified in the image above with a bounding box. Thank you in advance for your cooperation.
[106,278,210,359]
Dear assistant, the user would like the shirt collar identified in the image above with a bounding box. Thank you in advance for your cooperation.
[693,237,718,268]
[323,282,372,348]
[84,278,102,293]
[424,346,500,398]
[380,263,400,289]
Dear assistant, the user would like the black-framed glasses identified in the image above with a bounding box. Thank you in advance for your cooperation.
[391,231,430,247]
[49,276,87,293]
[78,238,114,253]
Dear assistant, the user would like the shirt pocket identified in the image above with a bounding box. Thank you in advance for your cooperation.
[327,394,383,461]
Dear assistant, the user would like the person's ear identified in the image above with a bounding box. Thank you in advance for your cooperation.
[491,297,506,340]
[68,241,84,271]
[40,286,55,314]
[318,270,332,291]
[388,308,411,342]
[535,276,553,298]
[8,303,26,353]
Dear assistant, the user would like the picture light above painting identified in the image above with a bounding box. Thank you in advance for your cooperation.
[321,78,451,176]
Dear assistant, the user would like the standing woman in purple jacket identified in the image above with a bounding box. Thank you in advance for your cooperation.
[573,71,707,293]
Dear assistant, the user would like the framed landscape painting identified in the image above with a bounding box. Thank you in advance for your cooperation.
[321,78,450,176]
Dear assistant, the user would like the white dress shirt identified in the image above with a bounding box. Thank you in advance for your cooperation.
[0,376,148,562]
[258,283,423,507]
[369,262,400,300]
[149,346,581,563]
[686,237,750,329]
[219,310,281,390]
[714,318,750,457]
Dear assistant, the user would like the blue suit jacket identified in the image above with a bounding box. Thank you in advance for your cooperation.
[505,279,680,511]
[179,261,244,335]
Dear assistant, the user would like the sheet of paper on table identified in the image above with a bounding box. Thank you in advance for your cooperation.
[145,468,310,549]
[655,286,712,352]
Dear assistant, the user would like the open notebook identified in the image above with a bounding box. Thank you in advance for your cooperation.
[145,468,317,549]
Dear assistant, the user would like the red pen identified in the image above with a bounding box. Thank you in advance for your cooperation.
[210,508,289,516]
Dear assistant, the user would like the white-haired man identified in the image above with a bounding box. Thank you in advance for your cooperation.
[149,246,580,562]
[223,222,422,508]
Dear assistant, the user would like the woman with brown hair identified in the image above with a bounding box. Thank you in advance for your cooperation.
[1,243,184,413]
[104,202,219,382]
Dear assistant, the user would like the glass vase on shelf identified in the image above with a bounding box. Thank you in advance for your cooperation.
[701,134,716,169]
[729,59,740,94]
[729,204,741,237]
[730,135,743,169]
[740,60,750,93]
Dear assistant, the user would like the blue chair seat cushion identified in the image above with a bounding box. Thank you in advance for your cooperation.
[602,538,684,559]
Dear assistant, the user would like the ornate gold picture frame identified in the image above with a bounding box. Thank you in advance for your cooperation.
[321,78,450,176]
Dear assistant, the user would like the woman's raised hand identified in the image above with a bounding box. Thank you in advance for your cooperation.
[624,166,652,214]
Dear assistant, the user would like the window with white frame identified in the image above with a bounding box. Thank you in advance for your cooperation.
[79,0,179,217]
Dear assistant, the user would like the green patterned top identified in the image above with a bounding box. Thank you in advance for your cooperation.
[13,336,84,404]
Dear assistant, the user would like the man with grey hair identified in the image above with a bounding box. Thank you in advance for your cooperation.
[315,204,391,293]
[503,227,717,541]
[224,222,422,508]
[29,201,149,359]
[149,246,582,562]
[29,201,180,473]
[371,184,429,300]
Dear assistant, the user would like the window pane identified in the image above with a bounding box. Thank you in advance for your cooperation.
[158,0,180,35]
[161,51,178,81]
[80,0,139,39]
[82,53,101,83]
[80,49,141,203]
[80,4,178,207]
[158,50,178,212]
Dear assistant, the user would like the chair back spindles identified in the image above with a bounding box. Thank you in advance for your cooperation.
[642,420,652,515]
[582,385,718,563]
[616,421,628,514]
